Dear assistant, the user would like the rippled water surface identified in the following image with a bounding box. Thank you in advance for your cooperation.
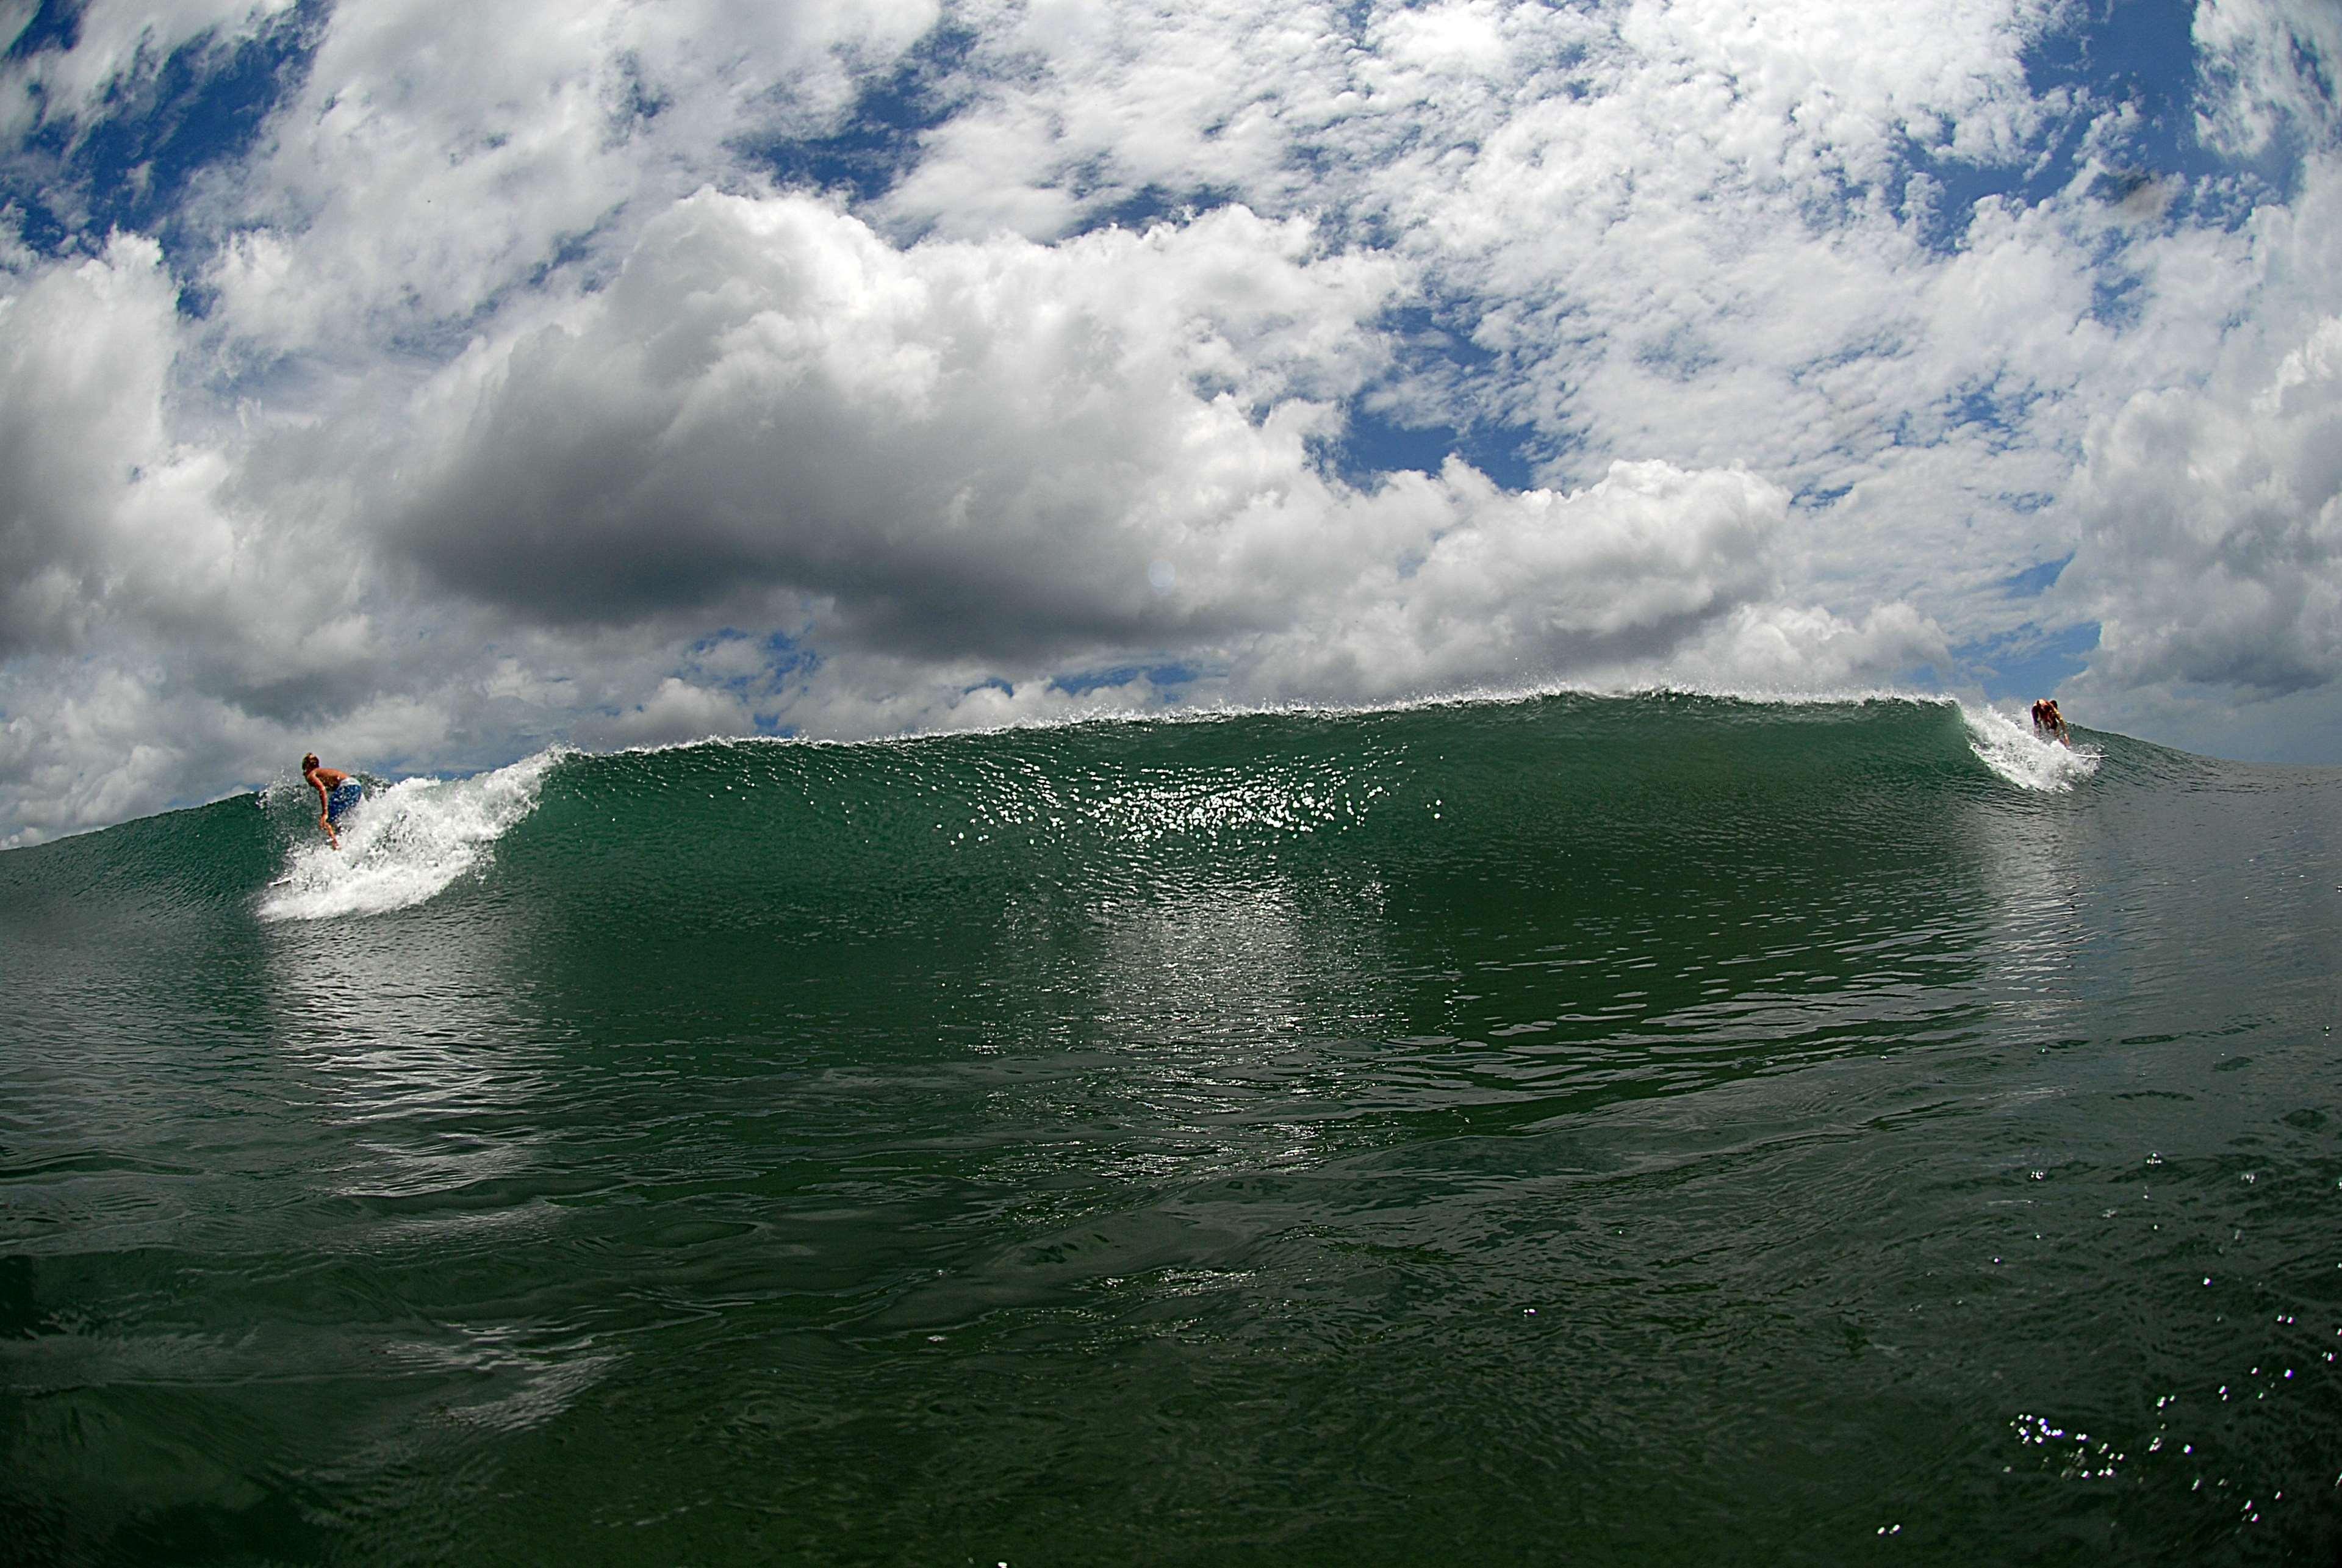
[4,696,2340,1564]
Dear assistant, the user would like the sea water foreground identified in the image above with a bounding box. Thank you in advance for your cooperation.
[3,693,2339,1566]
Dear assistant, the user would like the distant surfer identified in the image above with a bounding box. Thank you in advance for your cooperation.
[302,754,361,849]
[2030,698,2070,745]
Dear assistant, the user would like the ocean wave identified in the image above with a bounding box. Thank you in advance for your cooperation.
[14,692,2131,930]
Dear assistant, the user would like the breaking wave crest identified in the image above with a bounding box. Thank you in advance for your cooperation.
[1959,703,2102,791]
[257,750,564,922]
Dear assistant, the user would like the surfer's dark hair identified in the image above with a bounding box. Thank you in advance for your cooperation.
[301,753,319,771]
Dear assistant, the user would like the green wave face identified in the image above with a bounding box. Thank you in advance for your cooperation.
[13,692,2342,1566]
[519,694,1977,917]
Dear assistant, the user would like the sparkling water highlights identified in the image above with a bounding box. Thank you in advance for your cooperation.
[3,692,2338,1566]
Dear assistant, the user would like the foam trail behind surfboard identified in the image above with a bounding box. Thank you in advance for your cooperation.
[259,750,561,922]
[1960,703,2100,791]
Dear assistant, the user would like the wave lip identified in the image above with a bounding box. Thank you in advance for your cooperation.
[1961,703,2100,791]
[257,750,562,922]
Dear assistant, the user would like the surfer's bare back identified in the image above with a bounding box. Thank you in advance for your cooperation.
[302,753,360,849]
[2029,698,2070,745]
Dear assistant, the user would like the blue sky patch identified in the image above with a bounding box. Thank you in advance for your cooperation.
[1327,302,1541,491]
[2,1,322,275]
[4,0,82,62]
[2000,555,2072,597]
[1049,663,1194,699]
[1957,620,2100,699]
[747,22,976,209]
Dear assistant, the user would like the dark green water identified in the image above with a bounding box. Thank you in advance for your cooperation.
[4,693,2340,1564]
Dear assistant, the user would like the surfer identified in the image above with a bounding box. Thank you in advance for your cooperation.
[302,754,361,849]
[2030,698,2070,745]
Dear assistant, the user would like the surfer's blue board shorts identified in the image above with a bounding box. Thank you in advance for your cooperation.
[326,781,363,826]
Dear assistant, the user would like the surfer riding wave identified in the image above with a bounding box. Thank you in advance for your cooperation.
[302,753,362,850]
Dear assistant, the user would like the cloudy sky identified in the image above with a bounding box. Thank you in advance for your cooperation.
[1,0,2338,841]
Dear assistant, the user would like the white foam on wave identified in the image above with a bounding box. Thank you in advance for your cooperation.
[258,750,565,922]
[835,678,1962,746]
[1961,703,2100,792]
[570,680,1961,761]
